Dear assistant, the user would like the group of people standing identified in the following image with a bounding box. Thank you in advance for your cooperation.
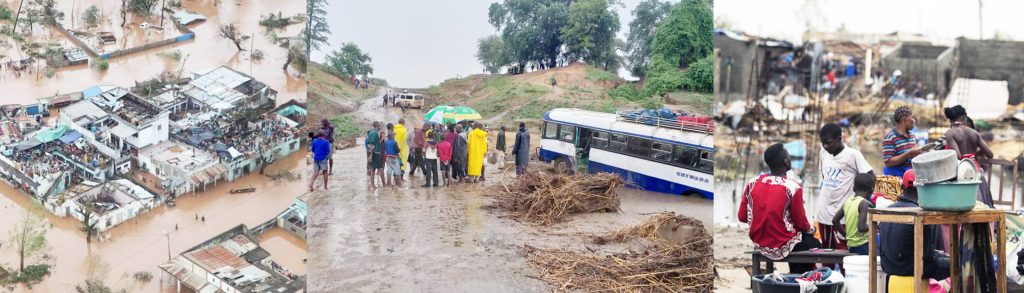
[740,104,995,289]
[363,118,532,190]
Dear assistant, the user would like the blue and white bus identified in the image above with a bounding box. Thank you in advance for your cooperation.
[538,108,714,199]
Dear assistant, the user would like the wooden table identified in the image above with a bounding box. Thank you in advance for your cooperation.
[868,207,1006,293]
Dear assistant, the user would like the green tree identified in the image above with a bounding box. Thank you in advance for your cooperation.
[79,205,98,243]
[283,38,308,73]
[9,208,48,274]
[489,0,570,70]
[304,0,331,55]
[625,0,673,78]
[325,43,373,79]
[475,35,508,74]
[681,54,713,93]
[30,0,64,25]
[638,0,712,97]
[560,0,620,71]
[83,5,100,27]
[219,24,250,51]
[128,0,158,16]
[649,0,712,69]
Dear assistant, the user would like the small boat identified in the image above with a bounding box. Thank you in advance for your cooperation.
[230,186,256,194]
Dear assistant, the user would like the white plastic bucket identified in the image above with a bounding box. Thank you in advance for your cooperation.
[844,255,885,293]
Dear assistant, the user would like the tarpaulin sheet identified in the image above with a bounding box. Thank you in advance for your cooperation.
[34,125,68,143]
[944,78,1009,120]
[58,130,82,144]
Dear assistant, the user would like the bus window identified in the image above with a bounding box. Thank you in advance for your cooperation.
[650,141,672,162]
[591,131,608,149]
[698,150,714,173]
[559,125,575,142]
[543,122,558,139]
[672,145,699,167]
[626,137,652,157]
[608,133,627,152]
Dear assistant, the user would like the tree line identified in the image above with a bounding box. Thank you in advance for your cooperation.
[476,0,712,96]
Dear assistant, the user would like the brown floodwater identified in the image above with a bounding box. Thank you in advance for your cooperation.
[258,227,308,276]
[0,0,307,105]
[306,92,713,292]
[0,151,310,292]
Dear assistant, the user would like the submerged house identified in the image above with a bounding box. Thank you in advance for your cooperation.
[46,179,158,232]
[137,140,227,196]
[160,224,305,293]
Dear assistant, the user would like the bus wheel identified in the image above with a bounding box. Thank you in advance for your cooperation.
[553,157,569,174]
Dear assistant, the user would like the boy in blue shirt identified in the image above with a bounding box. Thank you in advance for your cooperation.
[309,131,332,191]
[384,132,403,188]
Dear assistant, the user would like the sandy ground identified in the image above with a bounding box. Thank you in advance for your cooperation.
[306,91,713,292]
[0,152,310,292]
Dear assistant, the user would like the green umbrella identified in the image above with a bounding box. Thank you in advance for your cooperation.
[425,105,455,124]
[446,106,482,122]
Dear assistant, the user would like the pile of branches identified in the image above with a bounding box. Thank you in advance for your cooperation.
[488,171,623,225]
[594,212,707,246]
[523,212,713,292]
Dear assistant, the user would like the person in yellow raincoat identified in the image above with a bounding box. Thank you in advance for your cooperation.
[394,118,409,173]
[467,122,488,182]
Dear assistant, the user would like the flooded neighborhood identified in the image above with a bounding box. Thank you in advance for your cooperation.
[0,0,308,291]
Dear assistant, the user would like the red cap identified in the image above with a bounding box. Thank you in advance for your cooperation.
[902,169,916,189]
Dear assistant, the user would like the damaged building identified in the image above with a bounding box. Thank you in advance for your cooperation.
[46,179,158,232]
[160,224,305,293]
[136,140,227,196]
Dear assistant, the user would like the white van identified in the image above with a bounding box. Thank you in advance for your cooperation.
[396,93,425,109]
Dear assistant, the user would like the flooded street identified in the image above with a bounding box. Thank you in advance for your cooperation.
[0,0,307,105]
[307,92,712,292]
[0,151,310,292]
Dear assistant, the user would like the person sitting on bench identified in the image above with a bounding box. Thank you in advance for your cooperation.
[739,143,820,274]
[879,169,951,285]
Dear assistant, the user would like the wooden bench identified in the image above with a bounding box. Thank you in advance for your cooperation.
[749,250,855,276]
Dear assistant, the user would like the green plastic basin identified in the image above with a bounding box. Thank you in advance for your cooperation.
[917,181,980,211]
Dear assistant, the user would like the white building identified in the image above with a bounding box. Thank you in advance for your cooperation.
[137,140,227,196]
[181,66,277,114]
[46,179,158,232]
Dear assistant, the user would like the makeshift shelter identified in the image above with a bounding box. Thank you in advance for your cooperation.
[944,78,1009,120]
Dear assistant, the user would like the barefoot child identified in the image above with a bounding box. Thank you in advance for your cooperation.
[833,173,875,255]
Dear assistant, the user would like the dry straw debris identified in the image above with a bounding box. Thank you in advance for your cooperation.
[522,213,713,292]
[488,171,624,225]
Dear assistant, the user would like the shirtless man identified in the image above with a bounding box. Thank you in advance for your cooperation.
[943,105,993,160]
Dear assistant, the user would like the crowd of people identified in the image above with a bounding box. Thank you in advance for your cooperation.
[362,118,531,190]
[739,104,995,289]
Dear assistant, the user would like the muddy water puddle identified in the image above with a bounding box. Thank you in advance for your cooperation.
[0,151,309,292]
[308,96,713,292]
[0,0,306,105]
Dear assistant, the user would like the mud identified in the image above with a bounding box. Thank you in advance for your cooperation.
[0,0,306,105]
[307,91,712,292]
[0,151,310,292]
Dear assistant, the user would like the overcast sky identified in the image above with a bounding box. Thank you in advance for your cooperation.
[716,0,1024,45]
[314,0,660,88]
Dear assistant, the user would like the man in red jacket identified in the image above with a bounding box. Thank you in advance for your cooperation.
[739,143,820,273]
[437,136,453,187]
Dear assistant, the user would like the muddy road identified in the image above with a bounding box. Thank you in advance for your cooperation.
[307,92,713,292]
[0,152,310,292]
